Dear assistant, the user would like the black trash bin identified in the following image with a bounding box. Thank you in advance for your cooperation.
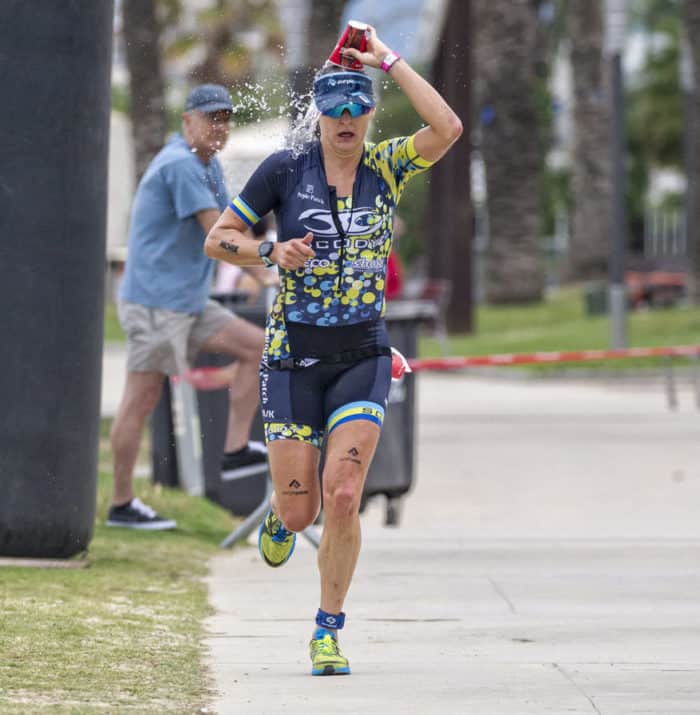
[360,299,436,525]
[151,293,269,516]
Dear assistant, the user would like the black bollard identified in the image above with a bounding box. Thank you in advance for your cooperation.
[0,1,114,557]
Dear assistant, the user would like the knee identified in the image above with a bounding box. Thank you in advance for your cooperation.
[135,384,162,416]
[118,383,161,423]
[323,480,361,521]
[248,329,265,360]
[277,501,319,533]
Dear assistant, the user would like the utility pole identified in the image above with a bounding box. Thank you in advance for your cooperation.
[681,31,698,302]
[605,0,627,348]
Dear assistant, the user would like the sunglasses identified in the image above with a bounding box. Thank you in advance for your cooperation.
[321,103,372,119]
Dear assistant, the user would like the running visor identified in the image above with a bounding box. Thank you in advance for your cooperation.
[313,71,375,114]
[321,102,372,119]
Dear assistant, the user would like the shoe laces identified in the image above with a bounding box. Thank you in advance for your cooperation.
[313,631,341,657]
[130,498,156,518]
[271,524,292,544]
[266,514,292,544]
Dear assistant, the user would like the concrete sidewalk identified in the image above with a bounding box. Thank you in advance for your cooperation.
[203,373,700,714]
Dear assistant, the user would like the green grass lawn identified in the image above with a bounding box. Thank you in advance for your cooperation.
[0,423,239,714]
[104,300,125,343]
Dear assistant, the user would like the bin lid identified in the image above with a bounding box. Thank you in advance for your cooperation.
[385,299,438,321]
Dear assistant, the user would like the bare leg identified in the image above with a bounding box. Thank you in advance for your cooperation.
[110,371,164,505]
[267,439,322,532]
[199,316,265,453]
[317,421,381,636]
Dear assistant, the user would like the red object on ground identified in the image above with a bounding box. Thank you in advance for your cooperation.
[625,270,686,308]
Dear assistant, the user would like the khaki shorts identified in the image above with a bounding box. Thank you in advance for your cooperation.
[118,299,234,376]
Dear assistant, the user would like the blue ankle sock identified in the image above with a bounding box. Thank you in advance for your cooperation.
[315,608,345,630]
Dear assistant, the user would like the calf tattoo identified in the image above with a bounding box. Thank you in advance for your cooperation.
[340,447,361,465]
[219,239,239,254]
[282,478,308,496]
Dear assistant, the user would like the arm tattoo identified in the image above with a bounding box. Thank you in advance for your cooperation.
[219,239,239,254]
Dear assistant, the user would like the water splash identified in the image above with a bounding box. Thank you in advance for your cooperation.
[228,79,319,157]
[284,100,320,158]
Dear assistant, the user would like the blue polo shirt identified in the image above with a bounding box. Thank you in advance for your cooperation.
[120,134,228,313]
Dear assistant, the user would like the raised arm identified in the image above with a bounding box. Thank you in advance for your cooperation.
[343,26,463,163]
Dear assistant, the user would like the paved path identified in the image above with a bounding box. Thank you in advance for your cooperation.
[203,373,700,714]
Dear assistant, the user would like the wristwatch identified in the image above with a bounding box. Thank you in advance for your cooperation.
[380,51,401,73]
[258,240,276,268]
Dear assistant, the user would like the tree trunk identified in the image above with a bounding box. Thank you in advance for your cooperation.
[567,0,613,280]
[683,0,700,303]
[429,0,474,332]
[474,0,545,303]
[122,0,167,183]
[308,0,347,68]
[283,0,346,104]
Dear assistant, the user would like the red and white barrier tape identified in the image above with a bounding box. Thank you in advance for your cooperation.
[180,345,700,388]
[407,345,700,373]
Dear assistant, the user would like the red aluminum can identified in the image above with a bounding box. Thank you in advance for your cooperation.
[328,20,368,70]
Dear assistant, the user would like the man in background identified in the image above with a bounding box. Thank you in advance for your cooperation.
[107,84,273,529]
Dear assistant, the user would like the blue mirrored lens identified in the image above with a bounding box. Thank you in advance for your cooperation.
[323,103,370,119]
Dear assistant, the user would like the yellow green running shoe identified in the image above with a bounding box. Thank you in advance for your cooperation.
[309,627,351,676]
[258,509,296,567]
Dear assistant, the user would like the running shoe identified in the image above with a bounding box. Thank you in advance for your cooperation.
[106,498,176,530]
[309,627,351,676]
[221,442,268,481]
[258,509,296,567]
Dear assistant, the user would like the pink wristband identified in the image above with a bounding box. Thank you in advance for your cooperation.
[380,51,401,73]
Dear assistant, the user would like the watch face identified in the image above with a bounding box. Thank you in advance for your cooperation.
[258,241,273,258]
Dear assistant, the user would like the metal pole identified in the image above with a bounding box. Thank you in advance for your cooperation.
[606,0,627,348]
[681,33,696,294]
[664,356,679,411]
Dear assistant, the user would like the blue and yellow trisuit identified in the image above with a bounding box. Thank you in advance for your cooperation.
[231,135,434,447]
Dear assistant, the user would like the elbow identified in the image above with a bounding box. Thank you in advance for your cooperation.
[447,115,463,143]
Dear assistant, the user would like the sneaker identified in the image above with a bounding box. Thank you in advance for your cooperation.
[258,509,296,567]
[309,627,351,676]
[221,442,268,481]
[106,498,177,530]
[247,440,267,454]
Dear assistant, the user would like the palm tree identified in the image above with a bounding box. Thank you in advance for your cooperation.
[683,0,700,302]
[474,0,546,303]
[567,0,613,280]
[122,0,167,182]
